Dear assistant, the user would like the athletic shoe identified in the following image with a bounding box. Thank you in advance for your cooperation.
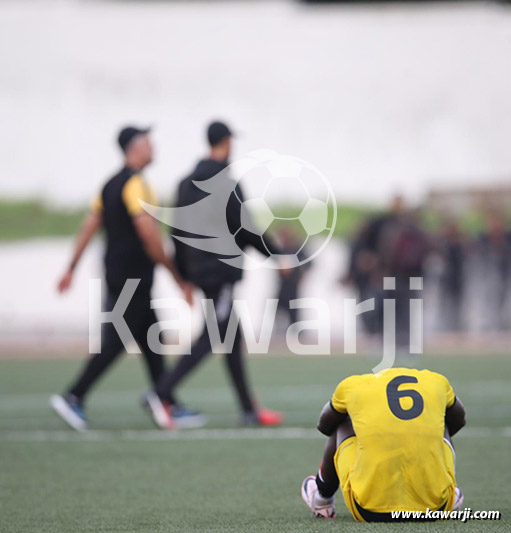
[141,393,205,430]
[242,408,285,427]
[301,475,336,518]
[452,485,464,512]
[172,405,206,429]
[140,391,175,430]
[241,411,259,426]
[50,394,88,431]
[257,408,284,426]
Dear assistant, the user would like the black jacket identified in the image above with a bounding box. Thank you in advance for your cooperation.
[171,159,277,289]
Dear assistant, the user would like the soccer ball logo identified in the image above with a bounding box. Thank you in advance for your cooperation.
[139,150,336,270]
[230,150,337,269]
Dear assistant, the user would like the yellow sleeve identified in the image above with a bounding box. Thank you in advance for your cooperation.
[90,194,103,213]
[122,175,154,216]
[331,378,349,414]
[440,374,456,408]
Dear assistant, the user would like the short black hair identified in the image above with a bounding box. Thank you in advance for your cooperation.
[207,121,232,147]
[118,126,150,153]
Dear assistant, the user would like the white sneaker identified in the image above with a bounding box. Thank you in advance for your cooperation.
[301,475,336,518]
[50,394,88,432]
[141,391,175,430]
[453,485,464,512]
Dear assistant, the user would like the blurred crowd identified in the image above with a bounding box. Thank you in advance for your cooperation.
[344,196,511,338]
[272,194,511,345]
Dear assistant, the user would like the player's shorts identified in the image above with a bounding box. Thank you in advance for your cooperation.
[334,436,456,522]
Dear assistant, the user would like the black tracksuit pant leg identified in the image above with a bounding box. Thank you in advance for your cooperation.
[156,284,255,414]
[68,285,164,401]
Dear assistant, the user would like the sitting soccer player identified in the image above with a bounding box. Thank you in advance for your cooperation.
[301,367,466,521]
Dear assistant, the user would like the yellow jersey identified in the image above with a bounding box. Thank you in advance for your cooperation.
[331,367,457,513]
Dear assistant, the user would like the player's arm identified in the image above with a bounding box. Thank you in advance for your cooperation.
[57,209,102,293]
[124,176,193,304]
[226,184,291,274]
[226,185,275,254]
[169,184,188,280]
[445,397,466,437]
[133,214,193,305]
[317,401,349,437]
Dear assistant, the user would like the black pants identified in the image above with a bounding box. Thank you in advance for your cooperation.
[68,283,164,401]
[395,276,423,350]
[156,284,255,414]
[277,278,300,325]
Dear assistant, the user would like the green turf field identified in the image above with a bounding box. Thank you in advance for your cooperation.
[1,354,509,532]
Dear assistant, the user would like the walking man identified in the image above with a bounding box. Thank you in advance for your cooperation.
[51,126,192,430]
[144,121,286,428]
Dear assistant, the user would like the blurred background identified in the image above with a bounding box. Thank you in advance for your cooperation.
[1,0,511,356]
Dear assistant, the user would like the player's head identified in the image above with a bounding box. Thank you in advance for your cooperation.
[390,193,406,215]
[207,120,233,161]
[118,126,153,170]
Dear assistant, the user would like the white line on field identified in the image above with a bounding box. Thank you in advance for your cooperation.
[0,427,319,442]
[0,426,509,443]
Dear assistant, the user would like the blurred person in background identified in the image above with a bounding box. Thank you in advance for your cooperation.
[275,226,311,333]
[143,121,286,429]
[344,195,408,338]
[385,207,429,350]
[475,212,511,330]
[50,126,192,431]
[343,222,382,336]
[438,221,466,332]
[345,196,429,352]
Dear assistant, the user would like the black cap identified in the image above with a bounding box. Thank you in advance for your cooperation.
[118,126,151,153]
[207,121,233,147]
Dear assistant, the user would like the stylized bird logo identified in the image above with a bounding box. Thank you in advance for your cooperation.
[139,150,278,270]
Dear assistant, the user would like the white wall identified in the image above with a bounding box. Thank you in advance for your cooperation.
[0,0,510,208]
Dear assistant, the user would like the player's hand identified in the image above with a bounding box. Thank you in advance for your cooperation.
[57,269,73,293]
[180,282,194,306]
[340,274,352,287]
[278,258,293,277]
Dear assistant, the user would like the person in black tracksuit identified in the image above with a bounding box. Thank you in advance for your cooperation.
[51,126,191,431]
[154,121,285,426]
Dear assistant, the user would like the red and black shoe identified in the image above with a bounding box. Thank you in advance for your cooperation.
[242,407,284,427]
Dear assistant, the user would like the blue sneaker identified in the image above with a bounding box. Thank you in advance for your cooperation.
[171,404,206,429]
[50,394,88,431]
